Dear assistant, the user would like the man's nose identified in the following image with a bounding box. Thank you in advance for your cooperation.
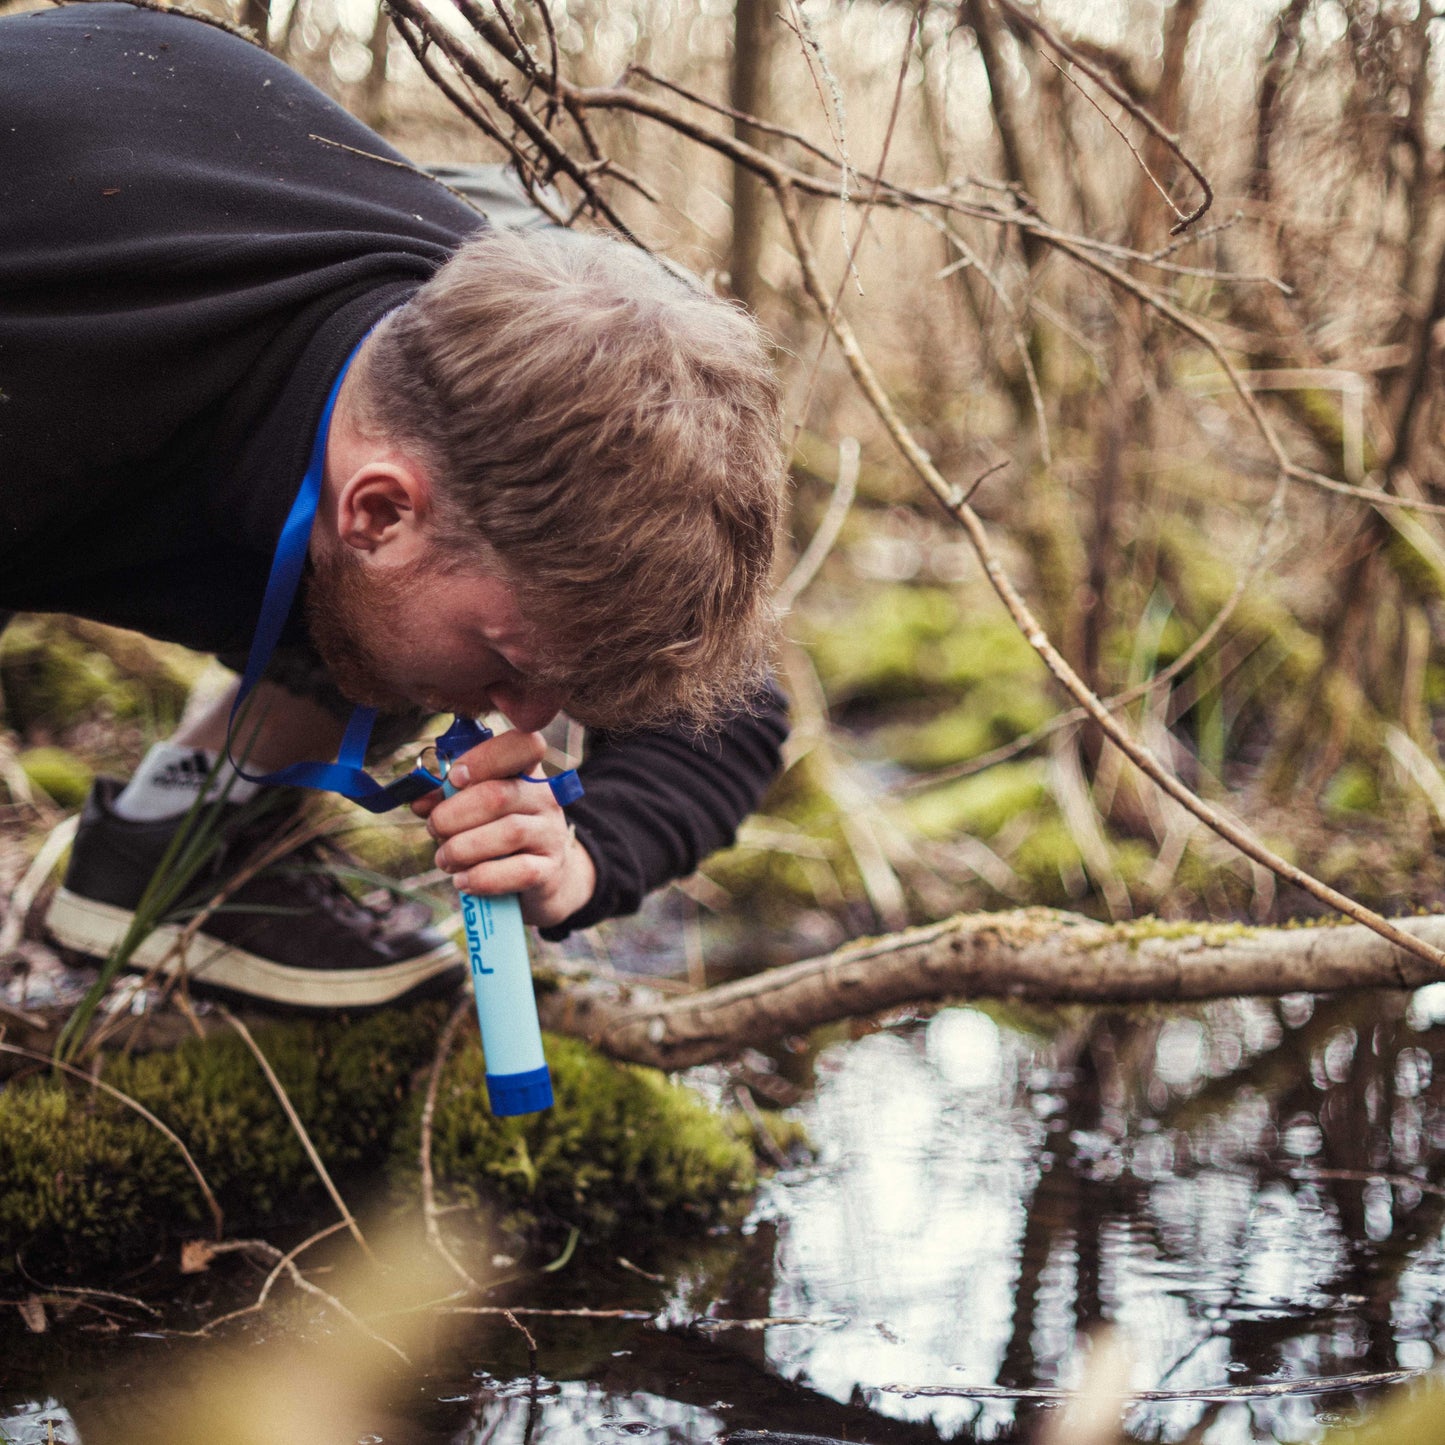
[491,682,567,734]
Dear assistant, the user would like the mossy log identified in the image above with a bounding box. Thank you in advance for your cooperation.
[539,907,1445,1071]
[0,1003,755,1278]
[14,904,1445,1274]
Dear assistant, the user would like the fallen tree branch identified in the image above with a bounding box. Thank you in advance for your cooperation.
[539,908,1445,1071]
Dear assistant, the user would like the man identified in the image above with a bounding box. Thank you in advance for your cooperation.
[0,2,789,1008]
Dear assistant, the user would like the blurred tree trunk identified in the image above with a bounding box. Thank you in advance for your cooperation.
[1124,0,1201,250]
[1257,10,1441,795]
[1251,0,1310,212]
[729,0,773,313]
[362,0,390,127]
[964,0,1041,268]
[1079,0,1200,809]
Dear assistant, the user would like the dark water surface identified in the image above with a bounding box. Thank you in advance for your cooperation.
[8,986,1445,1443]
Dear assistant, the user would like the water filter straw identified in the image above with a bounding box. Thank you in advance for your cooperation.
[435,718,557,1117]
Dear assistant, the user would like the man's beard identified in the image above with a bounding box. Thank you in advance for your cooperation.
[304,545,431,714]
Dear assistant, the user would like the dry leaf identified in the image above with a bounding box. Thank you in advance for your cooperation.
[17,1294,47,1333]
[180,1239,218,1275]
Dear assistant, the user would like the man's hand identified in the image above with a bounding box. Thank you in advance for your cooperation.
[411,728,596,929]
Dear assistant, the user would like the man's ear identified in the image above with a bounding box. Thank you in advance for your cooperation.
[334,460,432,560]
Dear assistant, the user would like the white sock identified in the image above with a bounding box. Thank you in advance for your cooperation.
[112,742,262,822]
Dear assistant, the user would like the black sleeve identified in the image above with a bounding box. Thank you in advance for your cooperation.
[538,679,790,939]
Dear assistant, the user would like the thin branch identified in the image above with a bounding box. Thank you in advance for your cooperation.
[385,0,642,240]
[61,0,262,46]
[217,1007,375,1263]
[992,0,1213,233]
[776,436,860,613]
[307,133,483,215]
[1039,51,1184,225]
[879,1368,1420,1402]
[185,1225,410,1365]
[772,175,1445,973]
[0,1041,223,1238]
[420,998,487,1293]
[439,1304,652,1319]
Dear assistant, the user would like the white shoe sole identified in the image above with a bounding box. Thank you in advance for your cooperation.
[45,887,463,1010]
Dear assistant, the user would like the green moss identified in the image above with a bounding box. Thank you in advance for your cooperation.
[1156,522,1323,689]
[1,619,131,733]
[1008,816,1085,906]
[802,586,961,705]
[803,593,1057,712]
[1,1006,443,1273]
[18,746,94,807]
[917,620,1051,693]
[332,817,436,878]
[700,750,861,918]
[1097,916,1253,948]
[1110,839,1158,896]
[0,1007,756,1278]
[1384,510,1445,604]
[882,708,997,771]
[1323,761,1380,817]
[879,677,1056,771]
[401,1033,756,1232]
[901,760,1048,839]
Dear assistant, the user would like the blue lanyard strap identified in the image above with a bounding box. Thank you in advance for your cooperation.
[224,338,438,812]
[225,338,581,815]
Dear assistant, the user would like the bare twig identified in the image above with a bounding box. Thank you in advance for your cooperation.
[771,176,1445,973]
[217,1007,375,1263]
[185,1225,411,1364]
[879,1368,1420,1402]
[0,1041,223,1238]
[992,0,1213,233]
[420,998,487,1293]
[776,437,860,613]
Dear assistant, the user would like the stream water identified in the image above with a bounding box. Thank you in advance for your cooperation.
[7,984,1445,1443]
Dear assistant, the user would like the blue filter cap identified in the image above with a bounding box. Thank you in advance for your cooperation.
[436,716,493,761]
[547,770,585,806]
[486,1065,555,1117]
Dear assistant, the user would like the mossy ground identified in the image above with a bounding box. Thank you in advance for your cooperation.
[0,1003,760,1280]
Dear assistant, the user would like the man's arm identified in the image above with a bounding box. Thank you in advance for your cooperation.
[541,679,790,937]
[419,682,789,935]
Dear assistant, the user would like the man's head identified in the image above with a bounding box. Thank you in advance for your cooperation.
[311,226,784,733]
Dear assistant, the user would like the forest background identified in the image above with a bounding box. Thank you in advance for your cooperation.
[5,0,1445,985]
[4,0,1445,1438]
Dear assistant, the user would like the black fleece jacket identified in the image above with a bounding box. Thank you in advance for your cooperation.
[0,2,788,937]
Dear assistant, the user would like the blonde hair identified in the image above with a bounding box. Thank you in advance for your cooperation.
[356,228,784,731]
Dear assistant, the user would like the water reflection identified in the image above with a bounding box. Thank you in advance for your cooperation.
[452,1381,725,1442]
[0,1401,81,1445]
[11,991,1445,1443]
[738,993,1445,1442]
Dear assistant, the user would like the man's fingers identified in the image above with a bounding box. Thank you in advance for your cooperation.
[435,814,558,873]
[451,853,558,899]
[447,729,546,789]
[426,776,554,840]
[409,789,443,820]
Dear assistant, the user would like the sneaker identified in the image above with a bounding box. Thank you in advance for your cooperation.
[45,778,464,1010]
